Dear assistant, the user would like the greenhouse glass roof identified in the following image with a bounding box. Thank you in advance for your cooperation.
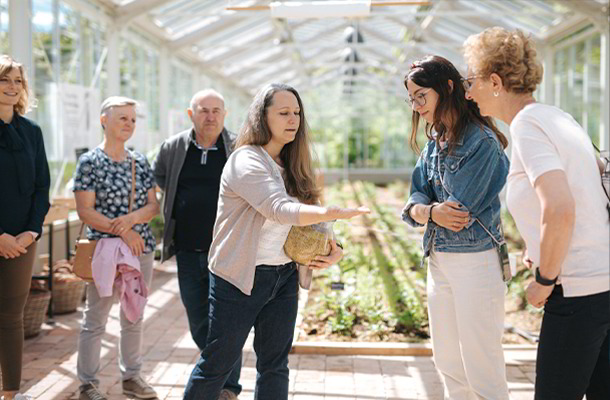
[101,0,609,98]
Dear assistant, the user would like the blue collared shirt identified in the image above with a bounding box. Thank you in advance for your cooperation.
[402,123,509,257]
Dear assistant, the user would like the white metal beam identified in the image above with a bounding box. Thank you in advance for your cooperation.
[168,16,248,51]
[115,0,171,25]
[159,46,170,136]
[9,0,33,87]
[106,24,121,96]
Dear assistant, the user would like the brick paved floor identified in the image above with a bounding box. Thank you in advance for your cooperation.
[5,261,537,400]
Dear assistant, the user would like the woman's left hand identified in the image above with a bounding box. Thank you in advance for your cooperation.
[525,281,554,308]
[307,240,343,270]
[110,214,136,236]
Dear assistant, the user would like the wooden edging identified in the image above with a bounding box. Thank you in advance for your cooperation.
[290,342,538,357]
[291,341,433,356]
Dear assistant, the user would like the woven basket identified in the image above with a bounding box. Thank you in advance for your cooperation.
[52,280,86,314]
[24,289,51,338]
[283,222,332,265]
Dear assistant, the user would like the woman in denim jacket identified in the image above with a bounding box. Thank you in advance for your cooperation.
[401,55,510,400]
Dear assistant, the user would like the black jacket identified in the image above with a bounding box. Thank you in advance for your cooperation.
[0,114,50,237]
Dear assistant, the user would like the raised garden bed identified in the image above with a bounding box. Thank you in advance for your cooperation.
[298,181,542,345]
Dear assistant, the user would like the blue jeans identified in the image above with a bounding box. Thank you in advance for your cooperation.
[176,250,242,395]
[184,262,299,400]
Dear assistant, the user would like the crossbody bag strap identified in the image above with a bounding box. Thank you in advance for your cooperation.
[435,151,504,246]
[129,155,136,213]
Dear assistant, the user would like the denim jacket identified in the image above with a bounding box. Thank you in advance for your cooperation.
[402,123,509,258]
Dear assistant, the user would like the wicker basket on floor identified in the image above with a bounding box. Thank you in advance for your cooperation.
[52,279,86,314]
[24,289,51,338]
[37,260,86,314]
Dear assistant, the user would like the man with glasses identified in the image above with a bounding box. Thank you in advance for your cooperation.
[152,90,242,400]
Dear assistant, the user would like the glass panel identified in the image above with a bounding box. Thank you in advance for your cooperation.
[0,0,8,53]
[553,32,602,145]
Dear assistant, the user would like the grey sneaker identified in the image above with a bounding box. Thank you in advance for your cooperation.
[122,376,157,399]
[79,384,107,400]
[218,389,238,400]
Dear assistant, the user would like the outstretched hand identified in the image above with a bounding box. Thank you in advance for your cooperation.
[327,205,370,220]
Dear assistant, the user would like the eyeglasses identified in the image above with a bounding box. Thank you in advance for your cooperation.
[461,75,484,92]
[405,89,432,108]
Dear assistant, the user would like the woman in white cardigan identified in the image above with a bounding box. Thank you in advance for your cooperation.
[183,83,368,400]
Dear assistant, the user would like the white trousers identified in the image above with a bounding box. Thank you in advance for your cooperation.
[427,248,509,400]
[77,252,154,387]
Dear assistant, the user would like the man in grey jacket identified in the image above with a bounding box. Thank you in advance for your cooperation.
[152,89,241,400]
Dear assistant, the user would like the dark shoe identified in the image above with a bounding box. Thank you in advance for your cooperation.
[122,376,157,399]
[79,384,107,400]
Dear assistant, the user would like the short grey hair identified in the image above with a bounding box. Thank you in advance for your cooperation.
[189,89,225,111]
[100,96,138,116]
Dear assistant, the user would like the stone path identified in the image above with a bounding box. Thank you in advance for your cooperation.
[8,261,538,399]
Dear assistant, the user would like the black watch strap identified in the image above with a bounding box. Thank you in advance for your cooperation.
[535,267,557,286]
[428,204,438,224]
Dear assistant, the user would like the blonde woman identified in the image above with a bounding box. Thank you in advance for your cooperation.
[0,55,50,400]
[183,83,368,400]
[463,27,609,400]
[73,96,159,400]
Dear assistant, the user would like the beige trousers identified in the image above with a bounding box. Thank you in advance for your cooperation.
[427,248,509,400]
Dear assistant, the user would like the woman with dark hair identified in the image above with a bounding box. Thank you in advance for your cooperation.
[183,83,368,400]
[0,55,50,400]
[401,55,510,399]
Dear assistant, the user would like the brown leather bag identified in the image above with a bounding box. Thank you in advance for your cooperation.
[73,156,136,282]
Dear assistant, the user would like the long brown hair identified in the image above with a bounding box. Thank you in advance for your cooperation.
[0,55,34,115]
[235,83,321,205]
[405,55,508,154]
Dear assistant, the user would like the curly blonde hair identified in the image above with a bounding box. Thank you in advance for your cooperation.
[0,55,34,115]
[463,27,543,94]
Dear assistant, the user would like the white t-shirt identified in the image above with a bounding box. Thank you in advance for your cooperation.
[254,160,296,266]
[506,103,609,297]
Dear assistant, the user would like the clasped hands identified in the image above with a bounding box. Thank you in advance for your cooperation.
[110,214,145,257]
[431,201,470,232]
[0,232,34,259]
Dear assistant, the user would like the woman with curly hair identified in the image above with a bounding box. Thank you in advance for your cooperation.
[463,27,609,400]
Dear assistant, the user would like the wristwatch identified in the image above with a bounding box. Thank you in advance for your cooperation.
[535,267,557,286]
[428,204,438,224]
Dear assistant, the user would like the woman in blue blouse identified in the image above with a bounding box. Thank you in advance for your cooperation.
[73,96,159,400]
[0,55,50,400]
[401,55,510,400]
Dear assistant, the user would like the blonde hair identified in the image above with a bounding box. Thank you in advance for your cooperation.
[463,27,543,94]
[236,83,321,205]
[0,55,34,115]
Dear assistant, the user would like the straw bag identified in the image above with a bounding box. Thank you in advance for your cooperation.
[283,222,332,265]
[73,157,135,282]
